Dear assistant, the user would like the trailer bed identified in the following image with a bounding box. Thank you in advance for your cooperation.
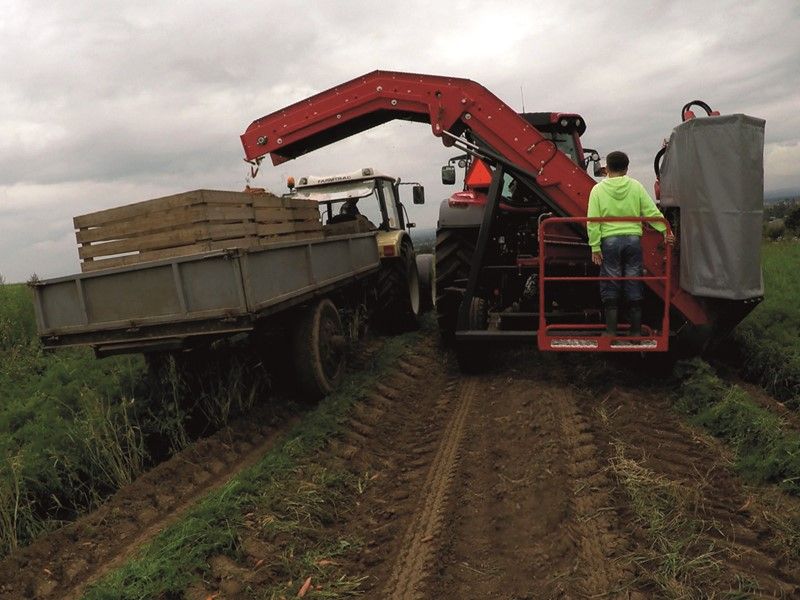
[34,232,379,354]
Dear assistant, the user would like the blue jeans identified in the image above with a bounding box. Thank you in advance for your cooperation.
[599,235,643,304]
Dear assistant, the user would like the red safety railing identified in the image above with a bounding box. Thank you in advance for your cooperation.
[537,216,672,352]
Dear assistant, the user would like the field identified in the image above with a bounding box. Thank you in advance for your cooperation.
[0,284,148,555]
[731,241,800,404]
[0,284,272,558]
[0,242,798,599]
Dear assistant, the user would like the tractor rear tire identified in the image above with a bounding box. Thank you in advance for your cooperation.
[455,297,488,373]
[375,240,420,333]
[435,227,476,343]
[292,298,346,400]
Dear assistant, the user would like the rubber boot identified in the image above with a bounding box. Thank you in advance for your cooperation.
[628,303,642,338]
[603,305,618,336]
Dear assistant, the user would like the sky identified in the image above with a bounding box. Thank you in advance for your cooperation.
[1,0,799,282]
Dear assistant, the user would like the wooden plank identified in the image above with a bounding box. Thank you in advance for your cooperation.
[196,190,269,205]
[256,221,323,236]
[206,222,258,241]
[78,223,254,259]
[73,189,265,229]
[80,243,216,272]
[74,190,206,229]
[80,227,327,272]
[75,206,256,244]
[250,195,319,210]
[258,231,326,245]
[253,207,321,224]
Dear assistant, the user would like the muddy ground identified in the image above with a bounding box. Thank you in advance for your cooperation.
[2,332,799,599]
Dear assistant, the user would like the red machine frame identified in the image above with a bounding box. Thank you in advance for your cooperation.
[538,216,672,352]
[241,70,709,332]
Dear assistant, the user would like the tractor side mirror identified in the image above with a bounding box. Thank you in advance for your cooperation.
[412,185,425,205]
[441,165,456,185]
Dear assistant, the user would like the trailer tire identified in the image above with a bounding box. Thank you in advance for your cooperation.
[292,298,346,400]
[456,297,488,373]
[435,227,476,343]
[375,239,420,332]
[415,253,435,313]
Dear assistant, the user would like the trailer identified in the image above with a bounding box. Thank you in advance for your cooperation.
[34,232,380,397]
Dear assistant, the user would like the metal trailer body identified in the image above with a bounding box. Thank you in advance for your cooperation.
[33,233,379,356]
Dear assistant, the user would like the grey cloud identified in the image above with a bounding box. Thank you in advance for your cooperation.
[1,0,798,281]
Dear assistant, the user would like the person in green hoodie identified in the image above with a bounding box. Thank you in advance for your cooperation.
[587,151,674,337]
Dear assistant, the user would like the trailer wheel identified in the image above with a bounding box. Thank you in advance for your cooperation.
[292,298,346,400]
[415,253,435,313]
[375,239,420,332]
[435,227,476,343]
[456,297,488,373]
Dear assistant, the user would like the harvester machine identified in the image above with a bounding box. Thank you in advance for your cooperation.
[241,71,765,367]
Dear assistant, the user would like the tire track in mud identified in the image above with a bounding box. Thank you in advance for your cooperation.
[553,391,631,598]
[381,377,476,600]
[0,411,295,600]
[0,341,395,600]
[175,337,449,599]
[599,387,800,597]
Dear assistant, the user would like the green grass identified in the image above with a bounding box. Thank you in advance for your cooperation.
[0,283,148,555]
[610,443,727,598]
[0,284,272,557]
[732,242,800,406]
[82,329,421,600]
[675,359,800,494]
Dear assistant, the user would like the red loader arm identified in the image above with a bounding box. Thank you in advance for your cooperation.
[241,70,708,326]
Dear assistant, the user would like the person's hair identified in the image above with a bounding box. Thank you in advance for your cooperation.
[606,151,629,173]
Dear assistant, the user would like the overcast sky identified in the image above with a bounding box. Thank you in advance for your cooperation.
[1,0,798,281]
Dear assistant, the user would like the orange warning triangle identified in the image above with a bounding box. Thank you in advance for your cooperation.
[465,159,493,189]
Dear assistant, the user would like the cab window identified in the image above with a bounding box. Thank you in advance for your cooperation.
[545,131,580,164]
[378,180,400,229]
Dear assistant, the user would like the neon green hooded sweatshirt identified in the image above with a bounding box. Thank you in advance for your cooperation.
[586,175,667,252]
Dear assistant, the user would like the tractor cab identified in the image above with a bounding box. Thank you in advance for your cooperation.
[286,167,425,260]
[519,112,587,167]
[288,168,424,233]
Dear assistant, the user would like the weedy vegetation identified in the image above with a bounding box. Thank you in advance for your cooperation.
[674,359,800,495]
[0,283,272,557]
[730,242,800,406]
[610,443,727,598]
[82,329,422,600]
[0,283,147,555]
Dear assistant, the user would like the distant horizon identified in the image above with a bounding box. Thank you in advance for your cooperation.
[765,188,800,202]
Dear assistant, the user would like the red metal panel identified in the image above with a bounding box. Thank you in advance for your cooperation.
[538,216,671,353]
[240,70,709,326]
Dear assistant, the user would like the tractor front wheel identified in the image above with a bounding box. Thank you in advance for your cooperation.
[375,240,420,332]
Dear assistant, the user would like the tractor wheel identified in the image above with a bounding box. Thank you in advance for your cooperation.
[415,253,435,313]
[435,227,476,343]
[292,298,346,400]
[375,240,420,333]
[455,297,488,373]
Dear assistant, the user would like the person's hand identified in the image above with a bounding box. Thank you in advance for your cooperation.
[591,251,603,266]
[665,232,676,246]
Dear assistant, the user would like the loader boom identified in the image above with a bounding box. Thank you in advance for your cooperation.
[241,70,709,326]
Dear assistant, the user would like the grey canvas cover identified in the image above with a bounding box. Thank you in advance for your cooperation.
[658,113,765,299]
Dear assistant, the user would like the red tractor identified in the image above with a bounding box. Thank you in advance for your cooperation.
[241,71,765,367]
